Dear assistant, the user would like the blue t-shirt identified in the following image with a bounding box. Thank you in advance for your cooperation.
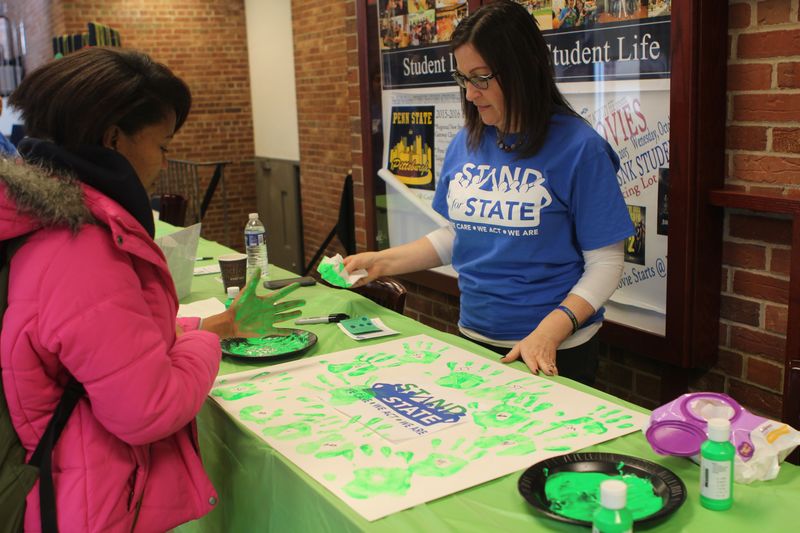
[432,113,634,340]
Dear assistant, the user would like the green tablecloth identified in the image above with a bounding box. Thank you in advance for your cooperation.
[165,224,800,532]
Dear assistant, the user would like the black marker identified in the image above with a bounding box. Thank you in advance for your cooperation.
[295,313,350,325]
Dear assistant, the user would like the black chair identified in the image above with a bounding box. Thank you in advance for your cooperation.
[151,193,188,226]
[303,173,355,275]
[788,362,800,464]
[154,159,230,239]
[352,277,407,314]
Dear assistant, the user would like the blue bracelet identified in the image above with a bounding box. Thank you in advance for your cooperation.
[556,305,579,334]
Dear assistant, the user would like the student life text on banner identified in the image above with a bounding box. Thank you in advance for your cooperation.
[376,1,672,335]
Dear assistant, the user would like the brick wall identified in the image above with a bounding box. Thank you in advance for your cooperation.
[707,0,800,418]
[8,0,256,249]
[292,0,362,269]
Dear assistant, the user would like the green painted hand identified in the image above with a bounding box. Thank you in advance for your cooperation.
[231,267,305,336]
[211,382,260,400]
[472,390,554,431]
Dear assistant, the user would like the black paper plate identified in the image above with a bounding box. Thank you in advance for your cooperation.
[221,328,317,363]
[518,452,686,527]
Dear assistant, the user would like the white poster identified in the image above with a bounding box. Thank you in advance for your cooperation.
[564,82,670,333]
[209,335,648,521]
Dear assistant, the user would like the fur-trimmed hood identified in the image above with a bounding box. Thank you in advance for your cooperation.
[1,137,158,243]
[10,137,156,238]
[0,157,94,239]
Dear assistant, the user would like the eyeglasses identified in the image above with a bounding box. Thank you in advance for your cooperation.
[451,71,496,90]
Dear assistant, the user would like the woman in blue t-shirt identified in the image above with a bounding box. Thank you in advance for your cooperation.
[345,0,633,386]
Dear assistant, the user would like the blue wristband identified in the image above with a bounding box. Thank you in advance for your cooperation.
[556,305,579,334]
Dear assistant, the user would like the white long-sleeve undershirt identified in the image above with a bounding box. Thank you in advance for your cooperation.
[424,226,625,348]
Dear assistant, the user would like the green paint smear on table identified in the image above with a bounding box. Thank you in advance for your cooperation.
[544,471,663,522]
[225,332,311,356]
[317,261,352,288]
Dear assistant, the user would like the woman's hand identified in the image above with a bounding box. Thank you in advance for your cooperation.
[500,329,560,377]
[229,268,305,336]
[201,268,305,338]
[342,237,445,289]
[500,295,595,376]
[343,252,383,288]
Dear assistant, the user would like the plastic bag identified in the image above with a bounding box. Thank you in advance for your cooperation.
[644,392,800,483]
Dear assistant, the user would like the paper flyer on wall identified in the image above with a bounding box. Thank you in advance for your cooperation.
[209,334,648,521]
[385,105,435,190]
[381,87,463,249]
[564,87,670,323]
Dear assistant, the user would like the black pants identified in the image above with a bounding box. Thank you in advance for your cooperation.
[461,333,600,387]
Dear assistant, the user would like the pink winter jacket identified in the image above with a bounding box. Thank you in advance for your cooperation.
[0,159,221,532]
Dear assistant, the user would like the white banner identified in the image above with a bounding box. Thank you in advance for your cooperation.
[565,82,670,332]
[210,335,648,521]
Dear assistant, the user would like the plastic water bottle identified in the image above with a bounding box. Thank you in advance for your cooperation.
[700,418,735,511]
[244,212,268,281]
[592,480,633,533]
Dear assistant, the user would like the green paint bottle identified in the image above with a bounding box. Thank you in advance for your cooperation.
[700,417,734,511]
[592,479,633,533]
[224,286,240,309]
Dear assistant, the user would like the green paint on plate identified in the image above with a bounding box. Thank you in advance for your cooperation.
[225,332,311,357]
[545,471,663,522]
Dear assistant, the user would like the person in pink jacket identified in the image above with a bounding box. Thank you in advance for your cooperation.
[0,47,302,532]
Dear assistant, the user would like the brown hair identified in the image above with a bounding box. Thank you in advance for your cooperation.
[451,0,579,157]
[9,47,191,148]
